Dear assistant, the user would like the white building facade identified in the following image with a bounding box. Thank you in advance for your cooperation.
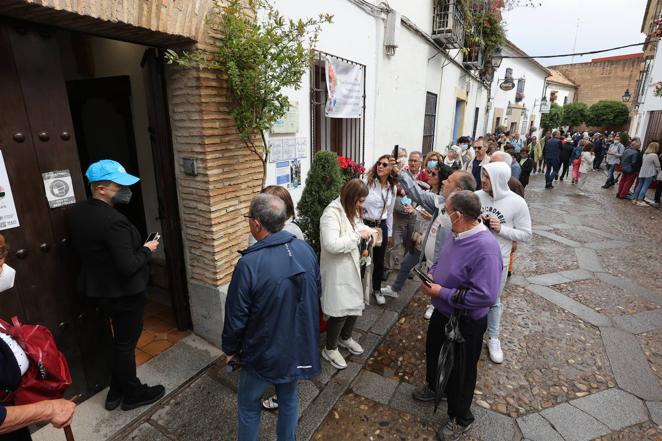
[631,41,662,145]
[486,40,550,137]
[264,0,490,205]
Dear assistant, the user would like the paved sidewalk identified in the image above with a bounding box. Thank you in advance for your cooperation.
[117,170,661,441]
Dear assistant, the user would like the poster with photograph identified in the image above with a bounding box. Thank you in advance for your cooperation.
[276,161,290,185]
[0,152,19,231]
[290,159,301,189]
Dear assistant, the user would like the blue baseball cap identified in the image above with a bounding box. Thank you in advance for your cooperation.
[85,160,140,186]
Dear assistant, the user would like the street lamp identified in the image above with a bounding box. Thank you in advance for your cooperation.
[622,89,631,103]
[491,47,503,69]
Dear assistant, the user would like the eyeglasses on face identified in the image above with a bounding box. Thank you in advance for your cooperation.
[428,171,438,177]
[377,161,391,168]
[475,146,483,150]
[408,159,420,163]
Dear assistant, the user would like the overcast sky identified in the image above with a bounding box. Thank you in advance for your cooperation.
[502,0,648,67]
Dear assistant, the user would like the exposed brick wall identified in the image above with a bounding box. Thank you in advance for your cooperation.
[549,58,643,108]
[3,0,262,286]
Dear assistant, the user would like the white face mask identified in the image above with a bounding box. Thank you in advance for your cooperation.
[0,263,16,293]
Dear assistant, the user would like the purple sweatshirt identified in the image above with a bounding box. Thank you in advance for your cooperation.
[430,224,503,320]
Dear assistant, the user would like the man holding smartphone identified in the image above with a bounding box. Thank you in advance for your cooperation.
[66,160,164,412]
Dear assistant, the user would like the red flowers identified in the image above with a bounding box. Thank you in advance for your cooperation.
[338,156,365,180]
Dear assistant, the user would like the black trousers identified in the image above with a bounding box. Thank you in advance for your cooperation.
[97,292,146,397]
[325,316,358,350]
[0,428,31,441]
[370,220,388,292]
[425,309,487,426]
[559,158,571,180]
[655,180,662,203]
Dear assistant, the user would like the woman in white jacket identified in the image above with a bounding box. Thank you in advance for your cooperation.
[633,142,661,206]
[320,179,375,370]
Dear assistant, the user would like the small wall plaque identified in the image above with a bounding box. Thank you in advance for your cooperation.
[183,158,198,176]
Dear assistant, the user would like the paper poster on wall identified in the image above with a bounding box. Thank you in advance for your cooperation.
[0,151,20,231]
[295,138,308,159]
[42,170,76,208]
[290,159,301,189]
[276,161,290,185]
[269,139,284,163]
[324,56,364,118]
[283,138,296,160]
[271,101,299,134]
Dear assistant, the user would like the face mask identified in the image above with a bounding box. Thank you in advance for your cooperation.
[427,160,438,169]
[460,144,468,151]
[0,264,16,293]
[112,187,132,205]
[400,196,411,205]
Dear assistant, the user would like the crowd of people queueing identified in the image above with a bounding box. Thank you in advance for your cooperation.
[222,134,533,441]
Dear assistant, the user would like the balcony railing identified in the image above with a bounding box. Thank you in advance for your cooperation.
[463,46,483,70]
[432,0,465,49]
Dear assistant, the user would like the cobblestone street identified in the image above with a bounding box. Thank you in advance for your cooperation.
[118,170,662,441]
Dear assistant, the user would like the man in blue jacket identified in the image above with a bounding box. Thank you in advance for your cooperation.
[222,193,321,441]
[542,130,562,189]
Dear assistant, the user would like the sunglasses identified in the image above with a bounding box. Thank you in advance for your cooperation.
[377,161,391,167]
[475,146,483,150]
[428,171,438,177]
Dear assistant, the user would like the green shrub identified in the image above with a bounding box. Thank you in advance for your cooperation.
[586,100,630,130]
[297,151,344,255]
[561,102,588,129]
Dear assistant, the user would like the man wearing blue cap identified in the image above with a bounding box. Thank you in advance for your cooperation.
[66,160,165,411]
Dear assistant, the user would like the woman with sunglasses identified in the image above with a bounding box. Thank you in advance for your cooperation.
[364,154,397,305]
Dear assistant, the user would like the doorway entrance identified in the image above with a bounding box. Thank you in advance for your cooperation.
[0,20,190,398]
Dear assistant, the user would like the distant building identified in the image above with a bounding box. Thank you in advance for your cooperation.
[549,54,644,108]
[545,69,577,107]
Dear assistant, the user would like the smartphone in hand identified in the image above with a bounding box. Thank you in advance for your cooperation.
[146,232,160,242]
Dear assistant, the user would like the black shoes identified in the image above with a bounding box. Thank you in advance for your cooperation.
[121,384,166,411]
[105,390,123,411]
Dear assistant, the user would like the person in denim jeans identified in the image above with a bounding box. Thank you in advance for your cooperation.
[602,136,624,188]
[632,142,661,206]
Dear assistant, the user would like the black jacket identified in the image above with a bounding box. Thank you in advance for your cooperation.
[543,138,562,162]
[0,338,20,428]
[66,199,151,298]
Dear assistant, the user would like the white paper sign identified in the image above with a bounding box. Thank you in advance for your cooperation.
[42,170,76,208]
[0,152,20,231]
[325,56,364,118]
[296,138,308,159]
[269,139,284,163]
[272,101,299,134]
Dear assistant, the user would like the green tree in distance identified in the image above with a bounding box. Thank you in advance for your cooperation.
[540,103,563,132]
[166,0,332,188]
[586,100,630,130]
[561,102,588,130]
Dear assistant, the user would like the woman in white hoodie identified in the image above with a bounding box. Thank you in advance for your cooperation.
[475,162,532,364]
[319,179,375,370]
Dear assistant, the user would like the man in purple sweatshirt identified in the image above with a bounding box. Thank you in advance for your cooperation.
[417,190,502,441]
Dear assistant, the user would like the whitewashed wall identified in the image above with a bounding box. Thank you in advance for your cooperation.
[486,45,548,136]
[633,41,662,139]
[545,82,576,107]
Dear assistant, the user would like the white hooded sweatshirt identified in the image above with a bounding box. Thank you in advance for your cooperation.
[475,162,532,264]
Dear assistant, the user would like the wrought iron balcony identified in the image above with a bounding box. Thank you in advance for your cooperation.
[432,0,465,49]
[463,46,483,70]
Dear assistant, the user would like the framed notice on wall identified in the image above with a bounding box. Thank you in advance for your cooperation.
[0,151,20,231]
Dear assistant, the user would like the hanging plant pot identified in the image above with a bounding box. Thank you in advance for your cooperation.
[654,81,662,97]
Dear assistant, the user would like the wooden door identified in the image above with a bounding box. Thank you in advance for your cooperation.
[142,49,191,329]
[0,20,111,398]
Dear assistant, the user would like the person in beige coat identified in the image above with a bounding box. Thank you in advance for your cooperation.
[320,179,376,370]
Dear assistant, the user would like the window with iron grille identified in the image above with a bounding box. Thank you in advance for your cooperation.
[310,51,365,165]
[422,92,438,154]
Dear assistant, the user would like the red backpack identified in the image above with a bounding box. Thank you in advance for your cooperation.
[0,316,72,405]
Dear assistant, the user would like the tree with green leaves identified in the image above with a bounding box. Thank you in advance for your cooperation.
[586,100,630,130]
[540,103,563,132]
[561,102,588,130]
[297,151,344,255]
[166,0,332,188]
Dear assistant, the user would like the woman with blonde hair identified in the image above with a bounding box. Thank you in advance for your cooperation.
[633,141,661,206]
[364,155,397,305]
[319,179,375,370]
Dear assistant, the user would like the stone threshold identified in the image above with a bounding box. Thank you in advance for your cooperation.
[32,334,222,441]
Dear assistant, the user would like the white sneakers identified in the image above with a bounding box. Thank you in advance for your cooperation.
[375,285,399,305]
[487,337,504,364]
[381,285,400,298]
[322,348,347,370]
[424,304,434,320]
[338,337,364,355]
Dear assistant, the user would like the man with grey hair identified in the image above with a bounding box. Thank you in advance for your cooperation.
[222,193,321,440]
[419,189,502,440]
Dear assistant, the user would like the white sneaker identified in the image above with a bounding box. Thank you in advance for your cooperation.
[374,291,386,305]
[381,285,399,298]
[424,304,434,320]
[338,337,364,355]
[322,348,347,370]
[487,337,504,364]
